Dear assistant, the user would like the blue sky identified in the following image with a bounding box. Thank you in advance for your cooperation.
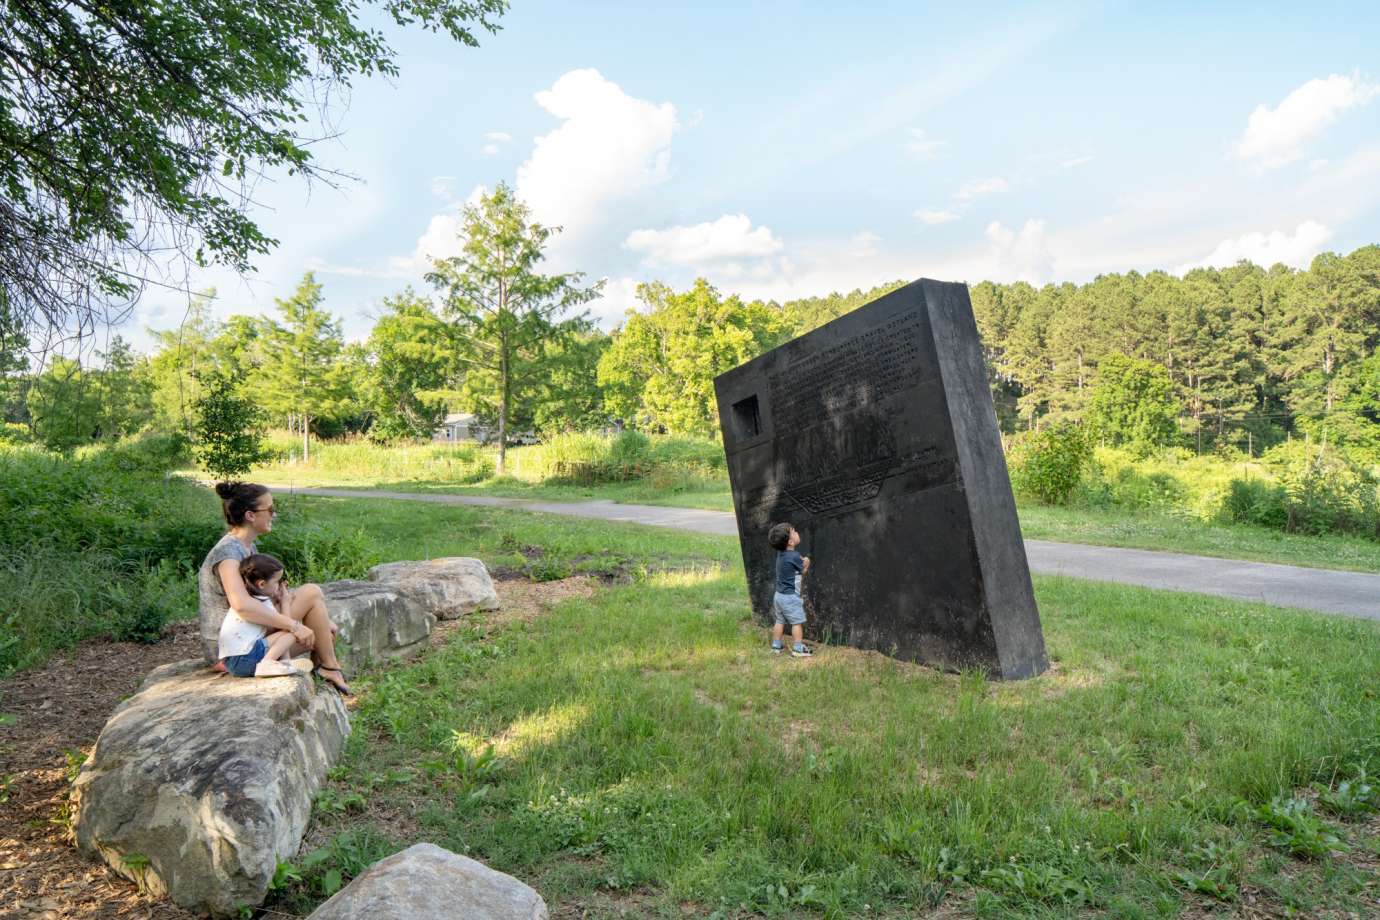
[128,0,1380,350]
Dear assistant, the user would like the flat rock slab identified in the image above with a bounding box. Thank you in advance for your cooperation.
[367,556,500,620]
[323,579,435,666]
[72,660,350,918]
[308,843,547,920]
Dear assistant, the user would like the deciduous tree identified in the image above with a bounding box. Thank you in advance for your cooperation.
[426,183,600,473]
[598,279,790,437]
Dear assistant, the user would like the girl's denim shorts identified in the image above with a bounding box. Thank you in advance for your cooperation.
[222,638,268,677]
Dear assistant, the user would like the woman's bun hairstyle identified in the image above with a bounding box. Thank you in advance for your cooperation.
[217,481,270,526]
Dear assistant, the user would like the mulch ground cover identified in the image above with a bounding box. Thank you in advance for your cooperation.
[0,620,204,920]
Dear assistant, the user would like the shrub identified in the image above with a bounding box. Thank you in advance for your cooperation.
[1264,442,1380,538]
[1007,423,1092,505]
[0,545,197,675]
[1221,478,1288,529]
[192,369,267,478]
[0,441,211,674]
[259,525,380,584]
[107,559,193,643]
[0,422,32,445]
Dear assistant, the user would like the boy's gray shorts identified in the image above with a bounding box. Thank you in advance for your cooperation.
[772,592,806,626]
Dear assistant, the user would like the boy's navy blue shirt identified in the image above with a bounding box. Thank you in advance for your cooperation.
[775,549,803,594]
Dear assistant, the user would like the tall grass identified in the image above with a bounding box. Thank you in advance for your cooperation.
[0,438,383,677]
[249,430,729,496]
[509,431,724,487]
[0,435,214,675]
[258,434,495,484]
[1074,444,1380,539]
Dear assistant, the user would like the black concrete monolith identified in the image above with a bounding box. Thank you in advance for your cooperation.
[714,278,1047,679]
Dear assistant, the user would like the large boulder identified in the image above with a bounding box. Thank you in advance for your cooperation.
[307,843,547,920]
[367,557,500,621]
[71,660,350,918]
[322,579,435,666]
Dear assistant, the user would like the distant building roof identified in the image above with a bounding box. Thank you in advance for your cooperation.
[442,412,477,426]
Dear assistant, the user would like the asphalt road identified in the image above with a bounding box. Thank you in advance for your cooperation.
[282,487,1380,621]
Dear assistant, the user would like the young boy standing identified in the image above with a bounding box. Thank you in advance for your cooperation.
[767,522,812,657]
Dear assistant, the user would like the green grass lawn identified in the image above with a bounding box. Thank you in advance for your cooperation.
[269,496,1380,918]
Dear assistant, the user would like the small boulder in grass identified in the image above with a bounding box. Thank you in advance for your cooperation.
[367,557,500,620]
[321,579,435,666]
[306,843,547,920]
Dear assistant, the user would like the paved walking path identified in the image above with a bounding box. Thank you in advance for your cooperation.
[284,487,1380,621]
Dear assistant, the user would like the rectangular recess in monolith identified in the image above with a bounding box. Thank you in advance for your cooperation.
[713,278,1047,679]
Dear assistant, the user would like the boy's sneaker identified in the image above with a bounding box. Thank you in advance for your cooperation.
[791,643,813,658]
[770,642,784,654]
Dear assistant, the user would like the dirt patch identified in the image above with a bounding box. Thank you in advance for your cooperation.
[781,719,817,754]
[478,576,597,629]
[692,688,725,713]
[0,620,204,920]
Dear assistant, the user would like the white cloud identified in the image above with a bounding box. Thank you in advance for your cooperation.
[388,185,489,277]
[1237,73,1378,168]
[905,128,946,159]
[516,69,677,240]
[303,257,372,278]
[430,175,458,200]
[484,131,512,143]
[984,219,1053,284]
[915,208,960,225]
[481,144,501,156]
[1060,155,1094,169]
[624,214,782,267]
[387,213,462,277]
[586,276,643,329]
[1174,220,1332,273]
[953,176,1009,201]
[848,232,881,259]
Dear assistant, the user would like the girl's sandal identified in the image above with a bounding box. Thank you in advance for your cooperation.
[313,665,353,697]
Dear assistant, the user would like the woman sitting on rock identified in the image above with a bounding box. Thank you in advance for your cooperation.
[197,482,352,695]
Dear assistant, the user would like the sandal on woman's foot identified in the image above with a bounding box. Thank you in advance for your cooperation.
[313,665,353,696]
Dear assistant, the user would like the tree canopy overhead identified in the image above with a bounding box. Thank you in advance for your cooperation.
[0,0,506,341]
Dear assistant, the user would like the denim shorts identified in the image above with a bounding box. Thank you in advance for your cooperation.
[772,592,806,626]
[222,638,268,677]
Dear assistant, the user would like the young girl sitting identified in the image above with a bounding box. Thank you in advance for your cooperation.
[219,553,303,678]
